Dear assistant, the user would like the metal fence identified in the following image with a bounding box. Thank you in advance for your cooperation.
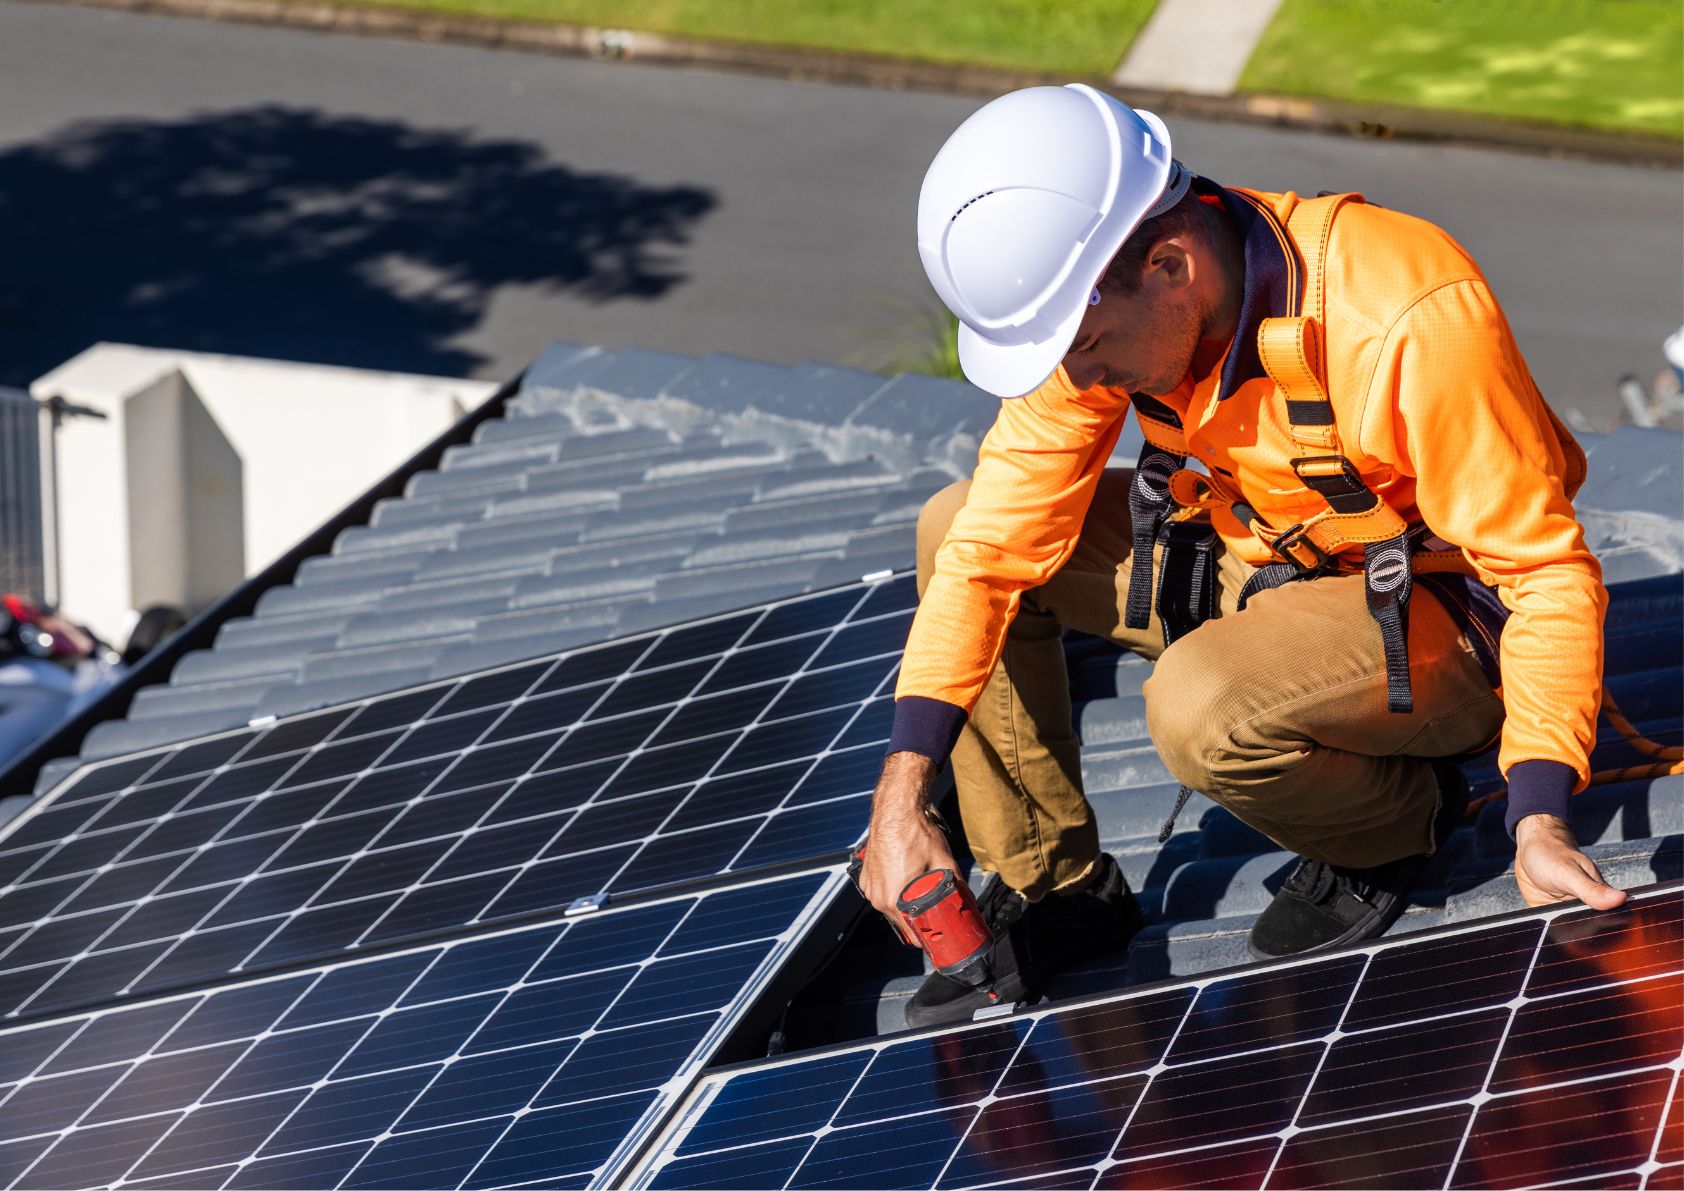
[0,388,45,601]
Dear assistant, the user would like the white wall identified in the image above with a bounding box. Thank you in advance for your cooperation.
[31,344,498,647]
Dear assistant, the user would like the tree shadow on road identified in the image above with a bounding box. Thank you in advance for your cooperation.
[0,105,717,386]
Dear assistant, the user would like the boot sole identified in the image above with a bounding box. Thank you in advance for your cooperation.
[1244,894,1408,962]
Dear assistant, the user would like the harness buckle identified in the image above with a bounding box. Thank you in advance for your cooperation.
[1269,521,1330,574]
[1290,454,1367,496]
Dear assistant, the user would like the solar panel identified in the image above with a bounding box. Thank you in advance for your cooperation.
[0,864,853,1191]
[629,883,1684,1191]
[0,577,915,1023]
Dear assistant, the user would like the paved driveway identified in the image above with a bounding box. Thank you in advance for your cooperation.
[0,1,1677,423]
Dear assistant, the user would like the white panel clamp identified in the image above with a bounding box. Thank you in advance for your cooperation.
[565,892,612,916]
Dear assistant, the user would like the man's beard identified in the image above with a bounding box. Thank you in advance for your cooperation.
[1125,299,1206,395]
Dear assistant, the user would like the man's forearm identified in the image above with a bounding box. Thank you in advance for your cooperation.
[857,751,955,928]
[872,751,939,820]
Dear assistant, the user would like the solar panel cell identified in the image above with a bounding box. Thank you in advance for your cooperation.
[728,795,868,872]
[649,1136,815,1191]
[671,1052,874,1159]
[1128,1042,1323,1155]
[1451,1069,1673,1190]
[49,754,166,806]
[429,660,553,718]
[1166,957,1363,1064]
[1527,894,1683,996]
[643,611,757,668]
[1490,975,1682,1090]
[145,733,253,784]
[240,708,355,762]
[1271,1104,1470,1190]
[1342,918,1540,1031]
[85,773,202,831]
[798,1113,955,1189]
[839,1022,1028,1127]
[948,1076,1150,1187]
[999,989,1190,1096]
[808,610,913,668]
[1296,1008,1507,1125]
[464,1090,655,1188]
[227,1142,365,1190]
[1096,1136,1279,1190]
[26,1111,177,1188]
[741,589,866,647]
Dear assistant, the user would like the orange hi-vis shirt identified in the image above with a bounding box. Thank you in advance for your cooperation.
[888,180,1607,827]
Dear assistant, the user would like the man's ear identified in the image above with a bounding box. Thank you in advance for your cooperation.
[1144,238,1194,291]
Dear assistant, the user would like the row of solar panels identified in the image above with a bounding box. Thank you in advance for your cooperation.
[636,886,1682,1190]
[0,570,1679,1190]
[0,577,917,1188]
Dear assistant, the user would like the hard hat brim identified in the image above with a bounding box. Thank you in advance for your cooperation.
[957,298,1086,399]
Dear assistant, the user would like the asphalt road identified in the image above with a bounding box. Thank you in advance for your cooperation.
[0,1,1678,425]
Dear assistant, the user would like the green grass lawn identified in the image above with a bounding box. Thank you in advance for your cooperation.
[1241,0,1683,137]
[325,0,1158,75]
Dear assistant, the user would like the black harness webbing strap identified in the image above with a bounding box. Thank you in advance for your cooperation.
[1236,561,1305,611]
[1294,462,1415,713]
[1154,519,1219,646]
[1363,533,1415,713]
[1125,444,1181,631]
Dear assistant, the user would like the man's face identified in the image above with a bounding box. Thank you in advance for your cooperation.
[1058,244,1209,397]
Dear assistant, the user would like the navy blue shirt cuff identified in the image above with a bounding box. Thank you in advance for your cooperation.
[886,696,967,765]
[1504,759,1577,839]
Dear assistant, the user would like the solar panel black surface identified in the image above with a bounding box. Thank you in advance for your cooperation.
[0,865,849,1191]
[0,578,915,1023]
[630,883,1684,1191]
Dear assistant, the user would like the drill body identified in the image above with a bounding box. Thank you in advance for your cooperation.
[849,849,1000,1003]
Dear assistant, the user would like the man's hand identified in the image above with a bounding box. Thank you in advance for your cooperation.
[1514,814,1627,910]
[858,751,958,949]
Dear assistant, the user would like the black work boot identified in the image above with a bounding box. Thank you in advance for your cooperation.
[1247,762,1470,961]
[903,852,1145,1029]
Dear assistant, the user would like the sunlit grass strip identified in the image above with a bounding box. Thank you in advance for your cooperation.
[1240,0,1683,138]
[296,0,1160,76]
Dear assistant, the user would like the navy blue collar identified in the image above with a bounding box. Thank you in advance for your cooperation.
[1195,176,1297,402]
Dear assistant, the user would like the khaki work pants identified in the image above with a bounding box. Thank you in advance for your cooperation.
[916,471,1505,901]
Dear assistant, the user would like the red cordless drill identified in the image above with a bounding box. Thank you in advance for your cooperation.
[848,848,1000,1004]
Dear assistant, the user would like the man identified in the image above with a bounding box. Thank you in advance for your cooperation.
[857,84,1627,1028]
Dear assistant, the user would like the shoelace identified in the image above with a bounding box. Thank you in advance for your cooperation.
[1287,859,1381,908]
[1283,858,1337,903]
[977,878,1026,934]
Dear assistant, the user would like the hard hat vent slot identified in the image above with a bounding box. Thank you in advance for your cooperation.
[951,191,995,222]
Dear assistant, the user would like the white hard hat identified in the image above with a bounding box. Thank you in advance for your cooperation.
[918,84,1190,398]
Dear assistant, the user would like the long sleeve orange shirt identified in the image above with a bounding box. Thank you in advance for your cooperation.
[888,182,1605,829]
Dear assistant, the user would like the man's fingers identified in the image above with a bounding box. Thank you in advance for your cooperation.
[1563,854,1628,910]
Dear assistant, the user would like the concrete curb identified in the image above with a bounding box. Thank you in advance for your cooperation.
[14,0,1683,167]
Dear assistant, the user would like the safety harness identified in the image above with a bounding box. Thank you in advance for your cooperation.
[1128,193,1472,841]
[1119,189,1655,843]
[1126,193,1445,683]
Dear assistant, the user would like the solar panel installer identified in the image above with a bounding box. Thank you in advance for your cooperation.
[854,84,1628,1029]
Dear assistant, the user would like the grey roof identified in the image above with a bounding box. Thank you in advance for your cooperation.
[34,342,1055,791]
